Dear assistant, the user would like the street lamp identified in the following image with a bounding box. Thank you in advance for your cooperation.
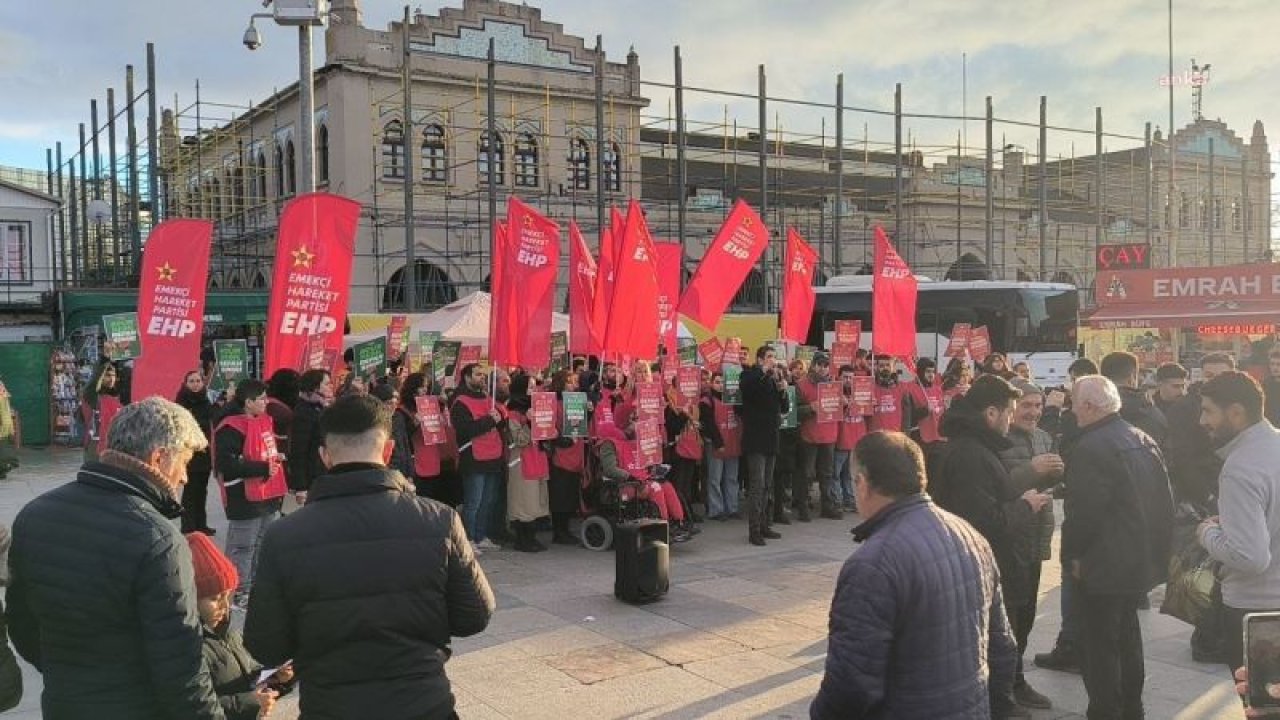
[242,0,328,195]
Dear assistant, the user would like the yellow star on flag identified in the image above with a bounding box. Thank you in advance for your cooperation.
[292,245,316,269]
[157,262,176,281]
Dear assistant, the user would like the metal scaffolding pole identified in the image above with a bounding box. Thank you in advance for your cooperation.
[146,43,160,222]
[126,64,141,280]
[1095,107,1103,261]
[1208,137,1215,266]
[107,88,121,282]
[674,46,687,264]
[45,148,56,283]
[56,142,67,284]
[78,123,89,276]
[91,99,104,277]
[69,158,80,285]
[985,96,994,272]
[834,73,844,275]
[1242,150,1250,262]
[298,28,316,194]
[758,64,768,311]
[487,39,497,282]
[401,6,416,311]
[1038,96,1047,279]
[594,35,606,240]
[1144,122,1153,246]
[894,83,903,253]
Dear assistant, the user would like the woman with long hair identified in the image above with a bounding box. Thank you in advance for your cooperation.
[176,370,215,535]
[546,370,584,545]
[81,360,122,463]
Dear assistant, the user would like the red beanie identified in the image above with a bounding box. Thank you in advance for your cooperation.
[186,532,239,599]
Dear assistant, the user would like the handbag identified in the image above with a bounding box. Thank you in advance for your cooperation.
[1160,518,1220,627]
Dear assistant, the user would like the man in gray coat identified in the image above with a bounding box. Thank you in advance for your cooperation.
[1197,370,1280,671]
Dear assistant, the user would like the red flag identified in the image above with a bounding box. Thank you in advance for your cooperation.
[265,192,361,376]
[590,210,620,352]
[131,219,214,402]
[568,221,599,355]
[779,228,818,343]
[678,199,770,330]
[871,226,918,359]
[488,221,511,365]
[495,199,560,368]
[654,241,683,353]
[602,199,660,360]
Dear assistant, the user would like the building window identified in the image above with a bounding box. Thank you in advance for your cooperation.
[421,124,446,182]
[0,222,31,284]
[274,144,286,197]
[478,131,505,186]
[514,132,539,188]
[568,137,590,190]
[286,141,297,196]
[382,120,405,179]
[1178,192,1189,229]
[228,167,241,217]
[605,142,622,192]
[254,150,268,202]
[1213,197,1224,230]
[318,125,330,184]
[1232,197,1242,231]
[210,178,222,219]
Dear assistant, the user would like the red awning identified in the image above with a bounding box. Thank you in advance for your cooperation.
[1087,299,1280,330]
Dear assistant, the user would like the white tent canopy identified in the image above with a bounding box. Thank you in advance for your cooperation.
[344,291,570,351]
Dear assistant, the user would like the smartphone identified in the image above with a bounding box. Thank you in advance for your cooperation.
[1245,612,1280,708]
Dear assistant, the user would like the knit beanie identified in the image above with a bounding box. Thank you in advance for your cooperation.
[1011,378,1044,398]
[186,532,239,599]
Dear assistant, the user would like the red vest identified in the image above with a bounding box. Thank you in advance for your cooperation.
[913,383,944,443]
[551,398,585,472]
[798,378,838,445]
[453,393,503,462]
[83,395,123,454]
[837,409,867,451]
[400,407,441,479]
[597,425,644,478]
[712,397,742,459]
[213,413,287,502]
[508,410,550,480]
[868,383,907,434]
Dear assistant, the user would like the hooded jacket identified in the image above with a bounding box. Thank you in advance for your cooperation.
[929,397,1038,602]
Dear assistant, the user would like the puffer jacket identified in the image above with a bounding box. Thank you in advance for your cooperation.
[244,464,495,720]
[811,495,1017,719]
[1061,413,1175,595]
[929,397,1038,603]
[7,455,222,719]
[1119,385,1168,446]
[998,425,1057,562]
[202,620,293,720]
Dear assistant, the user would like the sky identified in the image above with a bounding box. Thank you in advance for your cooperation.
[1,0,1276,181]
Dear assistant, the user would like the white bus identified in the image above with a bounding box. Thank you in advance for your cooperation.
[809,276,1080,386]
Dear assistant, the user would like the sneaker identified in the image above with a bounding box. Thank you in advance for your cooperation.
[476,538,501,551]
[1013,681,1052,709]
[748,534,766,546]
[672,530,692,543]
[761,528,782,540]
[1033,646,1080,674]
[470,541,484,556]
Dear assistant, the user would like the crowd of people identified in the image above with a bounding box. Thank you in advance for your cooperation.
[2,336,1280,718]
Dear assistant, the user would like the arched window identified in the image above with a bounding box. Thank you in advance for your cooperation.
[286,140,297,196]
[478,130,504,186]
[731,268,767,310]
[604,142,622,192]
[274,144,286,197]
[568,138,590,190]
[421,124,447,182]
[382,261,459,311]
[254,150,267,202]
[514,132,539,188]
[382,120,405,179]
[317,125,330,184]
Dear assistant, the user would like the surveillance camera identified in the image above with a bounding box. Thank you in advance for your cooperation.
[243,23,263,51]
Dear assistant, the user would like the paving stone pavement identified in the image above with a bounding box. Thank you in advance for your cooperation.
[0,446,1244,719]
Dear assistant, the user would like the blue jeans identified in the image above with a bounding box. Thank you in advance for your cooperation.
[463,471,501,542]
[833,450,855,507]
[225,511,279,599]
[705,452,740,518]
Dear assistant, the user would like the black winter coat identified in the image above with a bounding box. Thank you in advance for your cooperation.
[1061,413,1175,595]
[1118,386,1168,446]
[929,399,1038,603]
[213,420,283,522]
[243,464,495,720]
[202,621,294,720]
[7,460,222,719]
[1264,377,1280,428]
[1163,385,1222,510]
[811,495,1017,719]
[739,365,788,456]
[287,398,326,492]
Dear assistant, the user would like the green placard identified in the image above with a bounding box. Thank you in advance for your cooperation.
[781,386,798,429]
[678,343,699,367]
[212,340,250,389]
[562,391,589,438]
[416,331,442,373]
[433,340,462,384]
[723,364,742,405]
[795,345,817,368]
[354,337,388,378]
[102,312,142,361]
[550,331,568,373]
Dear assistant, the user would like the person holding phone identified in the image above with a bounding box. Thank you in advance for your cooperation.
[1197,371,1280,672]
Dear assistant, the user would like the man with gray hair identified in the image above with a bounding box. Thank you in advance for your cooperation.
[1061,375,1174,720]
[7,397,223,719]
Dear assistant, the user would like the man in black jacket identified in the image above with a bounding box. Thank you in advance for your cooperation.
[1165,352,1236,510]
[1061,375,1174,720]
[1264,350,1280,426]
[245,394,494,720]
[1100,351,1167,446]
[8,397,223,719]
[740,345,789,546]
[930,374,1053,714]
[287,368,333,505]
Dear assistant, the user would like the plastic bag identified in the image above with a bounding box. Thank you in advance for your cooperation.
[1160,519,1219,627]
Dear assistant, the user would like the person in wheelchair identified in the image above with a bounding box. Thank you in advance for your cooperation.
[594,406,694,544]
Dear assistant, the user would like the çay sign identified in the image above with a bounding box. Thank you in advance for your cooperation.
[1095,243,1152,271]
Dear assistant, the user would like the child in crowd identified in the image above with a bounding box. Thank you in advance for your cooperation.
[187,532,295,719]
